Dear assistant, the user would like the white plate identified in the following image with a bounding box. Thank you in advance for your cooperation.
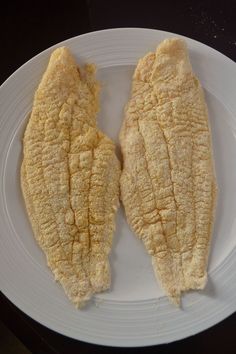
[0,28,236,347]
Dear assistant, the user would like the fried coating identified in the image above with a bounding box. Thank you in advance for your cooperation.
[21,47,121,307]
[120,38,217,304]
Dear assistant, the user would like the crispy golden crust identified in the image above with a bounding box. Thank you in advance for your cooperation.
[21,47,121,307]
[120,38,217,304]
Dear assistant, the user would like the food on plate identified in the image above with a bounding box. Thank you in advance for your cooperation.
[21,47,121,308]
[120,38,217,305]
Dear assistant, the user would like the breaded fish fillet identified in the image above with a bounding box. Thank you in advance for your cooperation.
[21,47,121,307]
[120,38,217,304]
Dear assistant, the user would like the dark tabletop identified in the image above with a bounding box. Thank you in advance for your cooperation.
[1,0,236,353]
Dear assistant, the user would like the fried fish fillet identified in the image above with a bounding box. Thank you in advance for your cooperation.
[21,47,121,307]
[120,38,217,304]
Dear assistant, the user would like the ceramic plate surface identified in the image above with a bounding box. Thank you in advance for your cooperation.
[0,28,236,347]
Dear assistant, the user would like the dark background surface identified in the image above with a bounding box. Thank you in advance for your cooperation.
[0,0,236,353]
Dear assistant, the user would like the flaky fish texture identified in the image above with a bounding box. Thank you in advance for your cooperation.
[120,38,217,305]
[21,47,121,307]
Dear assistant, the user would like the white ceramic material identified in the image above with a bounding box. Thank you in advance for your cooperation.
[0,28,236,347]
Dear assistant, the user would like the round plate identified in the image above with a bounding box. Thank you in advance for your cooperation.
[0,28,236,347]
